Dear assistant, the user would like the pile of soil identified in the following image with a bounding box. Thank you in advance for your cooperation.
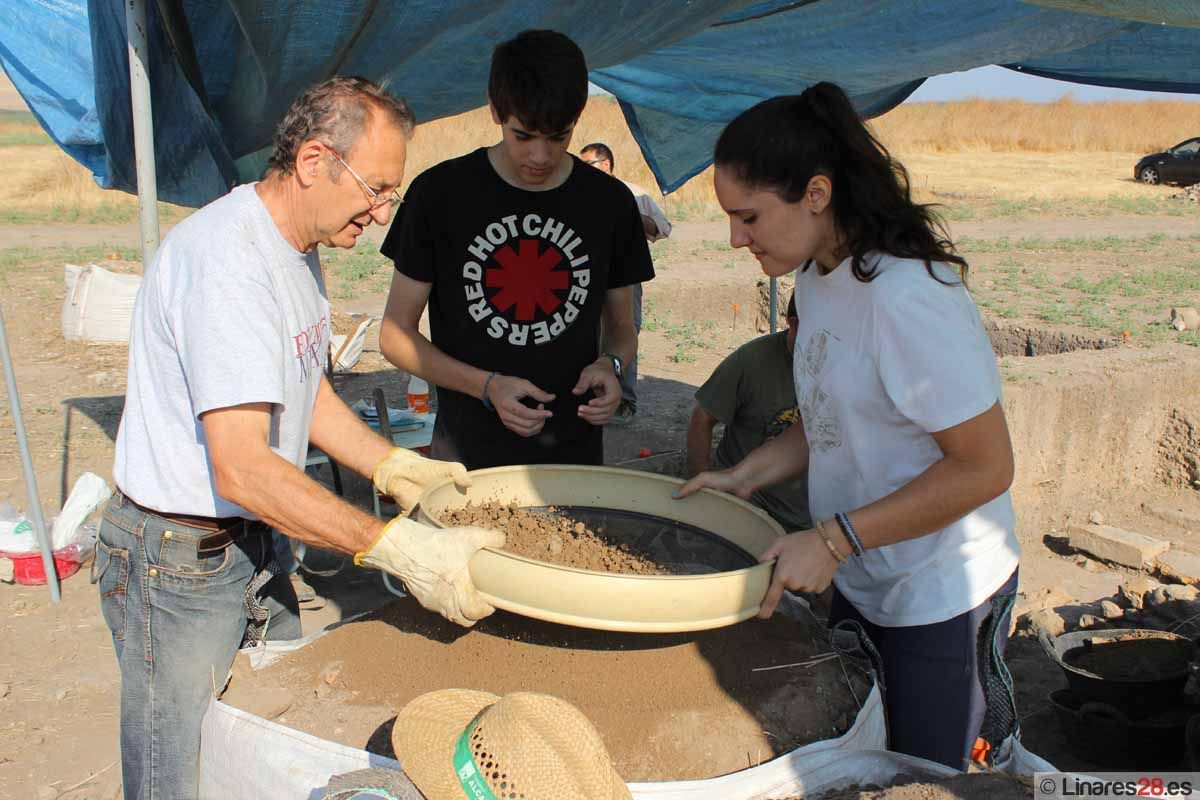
[1063,631,1194,681]
[331,310,370,336]
[443,501,674,574]
[227,597,871,781]
[811,773,1033,800]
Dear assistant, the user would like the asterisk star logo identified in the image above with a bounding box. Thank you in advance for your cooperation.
[486,239,568,321]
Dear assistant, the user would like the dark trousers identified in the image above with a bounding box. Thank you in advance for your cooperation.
[830,569,1019,770]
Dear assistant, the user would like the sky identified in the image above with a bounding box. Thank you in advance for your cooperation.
[906,65,1200,103]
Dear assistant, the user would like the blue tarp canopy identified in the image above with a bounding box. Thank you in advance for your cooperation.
[3,0,1200,206]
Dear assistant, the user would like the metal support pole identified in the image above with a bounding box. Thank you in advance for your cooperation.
[0,305,60,603]
[126,0,160,266]
[769,276,779,334]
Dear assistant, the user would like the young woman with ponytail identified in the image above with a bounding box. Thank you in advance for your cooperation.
[677,82,1021,770]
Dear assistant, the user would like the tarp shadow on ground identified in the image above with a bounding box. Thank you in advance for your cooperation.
[603,373,699,470]
[60,395,123,504]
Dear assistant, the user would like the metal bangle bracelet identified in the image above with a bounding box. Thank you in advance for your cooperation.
[480,371,499,412]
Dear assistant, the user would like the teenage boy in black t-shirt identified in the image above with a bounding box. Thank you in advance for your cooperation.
[379,30,654,470]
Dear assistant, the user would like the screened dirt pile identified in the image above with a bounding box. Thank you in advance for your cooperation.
[226,597,871,781]
[811,773,1033,799]
[443,501,674,574]
[1063,631,1194,681]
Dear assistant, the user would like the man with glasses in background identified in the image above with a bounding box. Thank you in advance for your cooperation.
[99,77,504,800]
[580,141,671,424]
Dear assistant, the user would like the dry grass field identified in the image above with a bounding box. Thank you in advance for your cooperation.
[407,96,1200,220]
[876,96,1200,153]
[0,111,187,225]
[2,94,1197,225]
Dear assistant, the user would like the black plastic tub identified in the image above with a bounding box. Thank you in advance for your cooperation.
[1040,629,1195,717]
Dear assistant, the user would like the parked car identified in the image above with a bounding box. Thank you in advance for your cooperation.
[1135,137,1200,185]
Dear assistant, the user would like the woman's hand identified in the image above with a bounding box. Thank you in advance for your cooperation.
[676,424,810,506]
[673,468,753,501]
[757,530,840,618]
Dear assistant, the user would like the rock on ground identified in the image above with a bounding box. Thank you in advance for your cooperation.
[1158,549,1200,586]
[1068,523,1170,569]
[1120,575,1164,610]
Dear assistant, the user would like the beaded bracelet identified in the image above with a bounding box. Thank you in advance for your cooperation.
[480,371,499,412]
[834,511,866,557]
[815,520,848,564]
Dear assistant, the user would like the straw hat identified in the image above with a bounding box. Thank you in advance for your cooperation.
[392,689,632,800]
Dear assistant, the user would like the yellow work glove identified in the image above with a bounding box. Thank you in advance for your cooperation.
[355,516,505,627]
[371,447,471,514]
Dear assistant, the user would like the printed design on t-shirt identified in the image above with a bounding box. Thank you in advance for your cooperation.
[291,315,329,384]
[765,406,800,441]
[460,214,591,347]
[798,329,843,453]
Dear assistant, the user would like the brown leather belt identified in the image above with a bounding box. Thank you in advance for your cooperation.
[118,491,253,554]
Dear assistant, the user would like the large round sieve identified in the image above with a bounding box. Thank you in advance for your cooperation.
[416,465,785,633]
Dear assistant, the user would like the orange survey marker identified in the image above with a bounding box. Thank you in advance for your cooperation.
[970,736,991,765]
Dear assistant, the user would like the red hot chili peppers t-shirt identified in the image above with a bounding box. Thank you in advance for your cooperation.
[381,148,654,469]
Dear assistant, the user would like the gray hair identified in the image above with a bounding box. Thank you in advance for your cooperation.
[266,76,415,177]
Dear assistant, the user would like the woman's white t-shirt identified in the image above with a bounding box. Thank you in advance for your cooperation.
[792,252,1020,627]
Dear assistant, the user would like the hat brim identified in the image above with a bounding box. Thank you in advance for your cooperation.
[392,689,500,800]
[393,688,632,800]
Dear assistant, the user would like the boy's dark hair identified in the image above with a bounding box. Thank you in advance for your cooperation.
[714,82,967,286]
[489,30,588,132]
[581,142,614,169]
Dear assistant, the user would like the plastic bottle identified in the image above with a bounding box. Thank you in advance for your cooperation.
[407,375,430,413]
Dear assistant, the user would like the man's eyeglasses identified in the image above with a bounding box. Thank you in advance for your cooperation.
[324,146,401,211]
[582,158,608,166]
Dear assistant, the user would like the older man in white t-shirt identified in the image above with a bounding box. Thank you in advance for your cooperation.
[581,142,671,424]
[100,77,503,800]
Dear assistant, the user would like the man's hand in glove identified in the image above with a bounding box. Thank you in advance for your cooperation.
[372,448,471,513]
[355,517,504,626]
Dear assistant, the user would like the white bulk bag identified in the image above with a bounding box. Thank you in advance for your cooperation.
[330,317,375,372]
[199,628,1054,799]
[61,263,142,343]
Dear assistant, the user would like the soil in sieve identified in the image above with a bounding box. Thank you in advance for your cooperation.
[226,596,872,782]
[1063,632,1195,681]
[443,500,736,575]
[809,772,1034,799]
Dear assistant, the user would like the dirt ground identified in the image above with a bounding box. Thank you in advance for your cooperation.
[1,170,1200,796]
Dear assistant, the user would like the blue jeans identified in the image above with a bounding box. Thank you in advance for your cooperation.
[271,528,300,575]
[93,491,301,800]
[620,282,643,407]
[829,569,1019,770]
